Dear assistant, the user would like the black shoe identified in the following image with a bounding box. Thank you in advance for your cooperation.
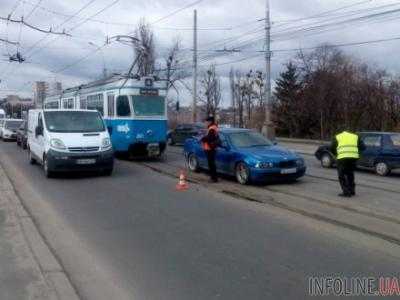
[338,193,351,198]
[209,178,218,183]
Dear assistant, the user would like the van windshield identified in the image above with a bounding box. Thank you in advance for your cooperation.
[44,111,105,133]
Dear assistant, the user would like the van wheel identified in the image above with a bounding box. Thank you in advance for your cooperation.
[28,149,36,165]
[43,155,53,178]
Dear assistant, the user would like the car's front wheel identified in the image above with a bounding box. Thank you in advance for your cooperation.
[321,153,334,168]
[235,162,250,185]
[375,162,390,176]
[187,153,200,172]
[43,155,53,178]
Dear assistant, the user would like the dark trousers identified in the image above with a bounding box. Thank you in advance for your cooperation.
[206,150,217,180]
[337,158,357,196]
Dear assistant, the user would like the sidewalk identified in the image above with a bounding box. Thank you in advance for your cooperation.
[0,164,79,300]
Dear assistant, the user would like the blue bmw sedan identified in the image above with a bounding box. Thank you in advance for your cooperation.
[183,128,306,184]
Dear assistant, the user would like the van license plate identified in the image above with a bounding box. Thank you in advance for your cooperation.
[281,168,297,174]
[76,159,96,165]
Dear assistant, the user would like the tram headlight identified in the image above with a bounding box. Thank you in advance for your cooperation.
[101,137,112,150]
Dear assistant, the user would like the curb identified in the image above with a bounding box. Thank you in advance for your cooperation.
[0,164,80,300]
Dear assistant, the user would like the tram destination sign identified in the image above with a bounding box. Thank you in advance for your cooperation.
[140,88,159,96]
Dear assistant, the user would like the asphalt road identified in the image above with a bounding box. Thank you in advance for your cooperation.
[1,141,400,300]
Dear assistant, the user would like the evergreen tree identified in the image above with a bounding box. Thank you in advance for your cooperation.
[273,62,302,137]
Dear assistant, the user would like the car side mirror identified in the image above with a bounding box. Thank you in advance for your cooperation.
[35,125,43,137]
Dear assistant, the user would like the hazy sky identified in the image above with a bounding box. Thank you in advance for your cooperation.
[1,0,400,105]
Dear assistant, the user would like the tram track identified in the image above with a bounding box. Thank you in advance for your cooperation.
[137,157,400,247]
[166,147,400,194]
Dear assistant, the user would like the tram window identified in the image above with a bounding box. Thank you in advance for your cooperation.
[116,96,131,117]
[68,98,74,109]
[87,94,104,115]
[80,97,87,109]
[107,94,115,117]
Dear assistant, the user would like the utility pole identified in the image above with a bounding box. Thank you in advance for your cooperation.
[192,9,198,123]
[262,0,275,139]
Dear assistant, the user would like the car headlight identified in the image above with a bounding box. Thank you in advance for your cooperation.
[256,162,274,169]
[296,158,305,166]
[101,137,112,150]
[50,138,66,150]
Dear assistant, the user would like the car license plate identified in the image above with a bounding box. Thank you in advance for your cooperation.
[76,159,96,165]
[281,168,297,174]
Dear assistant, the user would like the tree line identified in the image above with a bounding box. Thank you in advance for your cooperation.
[273,45,400,139]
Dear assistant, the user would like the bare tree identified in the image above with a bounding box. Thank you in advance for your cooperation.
[199,65,221,118]
[134,19,156,76]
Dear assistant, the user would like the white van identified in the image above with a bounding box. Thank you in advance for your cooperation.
[27,109,114,177]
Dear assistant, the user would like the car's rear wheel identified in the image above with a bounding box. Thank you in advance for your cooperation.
[187,153,200,172]
[321,153,333,168]
[375,162,390,176]
[236,162,250,185]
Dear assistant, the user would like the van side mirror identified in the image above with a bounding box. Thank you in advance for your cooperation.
[35,125,43,137]
[107,126,113,135]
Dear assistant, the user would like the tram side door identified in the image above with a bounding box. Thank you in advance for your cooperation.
[107,93,115,135]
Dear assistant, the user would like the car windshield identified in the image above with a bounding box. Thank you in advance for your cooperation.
[44,111,105,133]
[132,95,165,116]
[228,131,273,148]
[390,134,400,147]
[5,120,23,129]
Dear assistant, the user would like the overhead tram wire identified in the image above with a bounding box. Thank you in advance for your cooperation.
[150,0,205,25]
[22,0,99,59]
[26,0,121,69]
[51,0,208,78]
[271,0,374,26]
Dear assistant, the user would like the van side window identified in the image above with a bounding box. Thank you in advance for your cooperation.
[38,113,43,128]
[107,94,115,117]
[116,96,130,117]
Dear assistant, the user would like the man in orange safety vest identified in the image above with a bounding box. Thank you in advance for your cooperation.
[201,116,220,183]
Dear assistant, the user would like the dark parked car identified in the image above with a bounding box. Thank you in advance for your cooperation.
[315,132,400,176]
[167,123,204,145]
[16,120,27,149]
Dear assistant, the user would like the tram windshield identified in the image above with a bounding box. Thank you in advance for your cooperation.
[131,96,165,117]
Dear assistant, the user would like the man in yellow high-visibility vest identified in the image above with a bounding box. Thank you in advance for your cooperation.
[331,130,365,197]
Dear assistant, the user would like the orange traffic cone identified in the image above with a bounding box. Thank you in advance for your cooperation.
[176,170,188,191]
